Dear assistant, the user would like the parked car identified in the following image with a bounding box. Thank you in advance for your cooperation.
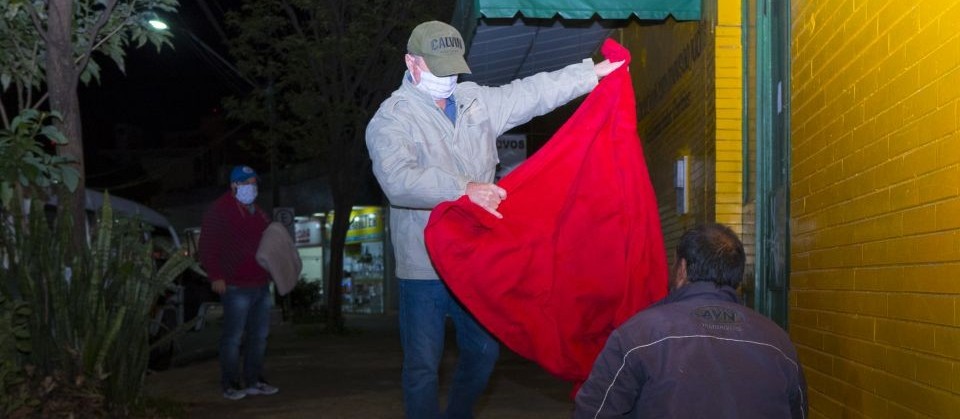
[180,226,221,331]
[42,189,179,247]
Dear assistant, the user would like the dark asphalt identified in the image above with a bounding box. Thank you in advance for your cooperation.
[144,308,575,418]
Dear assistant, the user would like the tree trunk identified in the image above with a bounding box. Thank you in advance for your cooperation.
[46,0,86,252]
[267,79,280,207]
[325,196,350,333]
[324,129,366,333]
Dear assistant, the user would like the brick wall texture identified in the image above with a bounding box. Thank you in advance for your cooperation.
[791,1,960,417]
[625,16,720,266]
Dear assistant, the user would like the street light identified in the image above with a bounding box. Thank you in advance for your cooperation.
[83,10,170,62]
[150,15,287,208]
[147,16,258,90]
[143,12,169,30]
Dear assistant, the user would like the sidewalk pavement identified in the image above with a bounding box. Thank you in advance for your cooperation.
[144,307,575,418]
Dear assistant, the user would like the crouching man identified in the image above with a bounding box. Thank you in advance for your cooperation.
[575,223,807,418]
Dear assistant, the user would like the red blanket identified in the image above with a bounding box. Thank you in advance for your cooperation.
[424,39,667,388]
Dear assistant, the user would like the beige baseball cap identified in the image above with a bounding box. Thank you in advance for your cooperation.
[407,21,471,76]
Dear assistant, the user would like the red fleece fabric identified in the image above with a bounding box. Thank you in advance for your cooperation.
[424,39,668,388]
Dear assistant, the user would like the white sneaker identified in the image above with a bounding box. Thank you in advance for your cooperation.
[223,387,247,400]
[245,381,279,396]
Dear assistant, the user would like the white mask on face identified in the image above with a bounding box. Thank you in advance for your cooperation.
[416,70,458,100]
[235,184,258,205]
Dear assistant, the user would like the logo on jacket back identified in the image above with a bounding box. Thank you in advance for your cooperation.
[692,305,743,331]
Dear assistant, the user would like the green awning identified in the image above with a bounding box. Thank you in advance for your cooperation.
[473,0,701,21]
[450,0,701,87]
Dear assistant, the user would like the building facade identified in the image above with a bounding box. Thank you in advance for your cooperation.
[457,0,960,416]
[625,1,960,416]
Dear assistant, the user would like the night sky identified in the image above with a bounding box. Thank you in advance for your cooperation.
[80,1,240,150]
[75,1,381,208]
[78,1,248,199]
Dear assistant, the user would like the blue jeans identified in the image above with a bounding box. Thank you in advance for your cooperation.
[399,279,500,419]
[220,284,272,390]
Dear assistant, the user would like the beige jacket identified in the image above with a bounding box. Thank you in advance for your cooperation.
[256,222,302,295]
[365,59,598,280]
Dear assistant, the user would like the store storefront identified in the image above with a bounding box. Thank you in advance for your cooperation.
[293,206,387,315]
[327,206,387,315]
[293,215,325,288]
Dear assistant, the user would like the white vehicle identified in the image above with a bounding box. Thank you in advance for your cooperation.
[43,189,181,250]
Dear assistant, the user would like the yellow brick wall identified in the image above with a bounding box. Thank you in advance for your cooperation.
[716,0,744,233]
[791,1,960,417]
[617,1,743,265]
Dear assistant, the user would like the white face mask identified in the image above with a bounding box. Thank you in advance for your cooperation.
[416,70,458,100]
[235,184,258,205]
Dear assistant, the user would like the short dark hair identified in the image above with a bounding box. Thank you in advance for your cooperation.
[676,223,745,288]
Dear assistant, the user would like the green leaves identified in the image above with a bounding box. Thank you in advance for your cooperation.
[0,109,77,209]
[0,288,34,415]
[0,295,32,354]
[0,192,197,414]
[1,0,179,112]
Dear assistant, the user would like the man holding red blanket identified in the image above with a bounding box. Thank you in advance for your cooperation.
[366,20,622,419]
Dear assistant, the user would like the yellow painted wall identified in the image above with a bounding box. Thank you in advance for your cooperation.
[618,0,743,266]
[716,0,745,234]
[791,1,960,417]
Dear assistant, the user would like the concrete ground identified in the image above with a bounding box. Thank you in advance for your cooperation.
[144,308,575,418]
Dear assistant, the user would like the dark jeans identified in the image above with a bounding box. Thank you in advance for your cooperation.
[399,279,500,419]
[219,284,272,390]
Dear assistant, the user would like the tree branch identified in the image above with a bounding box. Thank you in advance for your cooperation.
[280,0,329,102]
[280,0,303,34]
[351,0,412,96]
[23,1,50,44]
[8,40,47,112]
[0,95,9,128]
[33,93,50,111]
[75,0,121,85]
[196,0,230,46]
[16,81,24,113]
[27,40,41,108]
[329,0,348,104]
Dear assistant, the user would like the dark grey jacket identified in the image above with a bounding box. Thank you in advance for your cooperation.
[574,281,807,419]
